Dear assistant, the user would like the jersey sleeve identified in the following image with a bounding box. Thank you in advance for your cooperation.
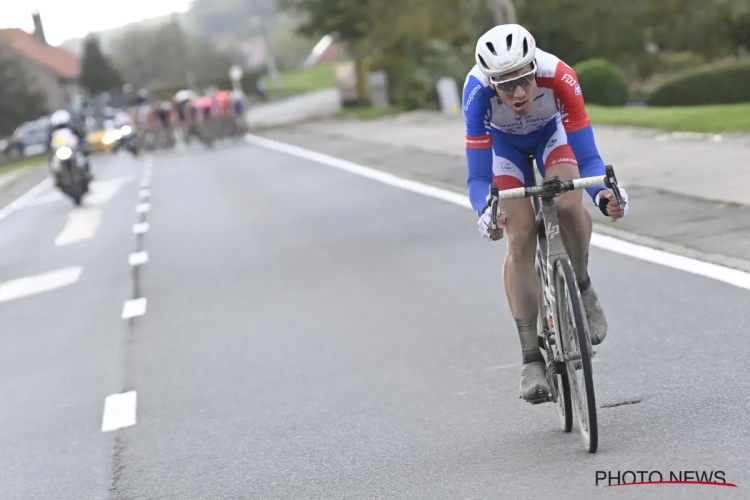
[463,73,494,213]
[552,62,607,203]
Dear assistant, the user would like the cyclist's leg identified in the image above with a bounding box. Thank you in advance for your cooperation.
[491,130,549,400]
[535,115,607,344]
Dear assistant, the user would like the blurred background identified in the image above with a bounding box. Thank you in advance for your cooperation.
[2,0,749,167]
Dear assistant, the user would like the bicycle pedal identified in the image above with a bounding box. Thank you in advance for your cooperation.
[526,394,552,405]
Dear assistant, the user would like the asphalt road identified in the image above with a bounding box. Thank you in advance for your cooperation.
[0,140,748,499]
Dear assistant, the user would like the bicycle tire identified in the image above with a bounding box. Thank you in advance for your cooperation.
[554,257,598,453]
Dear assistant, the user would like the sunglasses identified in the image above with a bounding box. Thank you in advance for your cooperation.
[490,67,537,93]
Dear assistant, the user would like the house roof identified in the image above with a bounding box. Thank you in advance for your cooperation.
[0,28,80,80]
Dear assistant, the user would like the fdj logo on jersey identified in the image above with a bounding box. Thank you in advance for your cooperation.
[561,74,576,87]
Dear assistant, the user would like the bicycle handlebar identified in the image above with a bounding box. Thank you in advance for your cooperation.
[489,165,622,229]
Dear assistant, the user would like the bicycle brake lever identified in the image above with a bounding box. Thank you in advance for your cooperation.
[603,165,624,211]
[489,183,499,230]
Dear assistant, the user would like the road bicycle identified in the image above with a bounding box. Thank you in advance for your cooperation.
[487,164,623,453]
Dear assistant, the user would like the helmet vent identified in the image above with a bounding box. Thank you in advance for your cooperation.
[506,34,513,50]
[522,38,529,56]
[478,54,489,69]
[485,42,497,55]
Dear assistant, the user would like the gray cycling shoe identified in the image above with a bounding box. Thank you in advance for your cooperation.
[581,285,608,345]
[519,360,550,401]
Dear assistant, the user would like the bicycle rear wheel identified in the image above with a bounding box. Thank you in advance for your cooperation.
[554,257,598,453]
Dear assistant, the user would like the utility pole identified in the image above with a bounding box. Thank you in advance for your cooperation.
[488,0,517,24]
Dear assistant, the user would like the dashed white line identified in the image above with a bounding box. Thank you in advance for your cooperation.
[132,222,150,234]
[122,297,147,319]
[135,202,151,214]
[0,266,82,304]
[246,134,750,293]
[54,208,102,246]
[140,177,150,188]
[129,251,149,266]
[138,189,151,199]
[101,391,137,432]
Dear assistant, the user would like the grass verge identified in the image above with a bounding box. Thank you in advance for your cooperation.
[261,63,338,100]
[0,154,45,176]
[586,103,750,133]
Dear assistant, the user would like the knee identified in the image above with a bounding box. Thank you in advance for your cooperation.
[506,224,537,261]
[555,190,584,220]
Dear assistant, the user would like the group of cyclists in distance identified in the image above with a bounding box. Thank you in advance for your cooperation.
[118,87,248,148]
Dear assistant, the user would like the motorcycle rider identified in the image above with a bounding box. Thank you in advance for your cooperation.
[47,109,93,185]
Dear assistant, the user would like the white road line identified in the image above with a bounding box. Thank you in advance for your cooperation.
[101,391,137,432]
[54,208,102,246]
[138,189,151,200]
[132,222,150,234]
[25,191,64,208]
[0,266,82,304]
[246,134,750,293]
[122,297,147,319]
[140,177,150,188]
[136,202,151,214]
[0,177,53,222]
[129,251,149,266]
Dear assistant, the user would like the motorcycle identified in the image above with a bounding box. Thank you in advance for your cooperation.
[117,124,139,156]
[49,134,90,206]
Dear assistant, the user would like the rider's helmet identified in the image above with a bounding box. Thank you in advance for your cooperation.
[475,24,536,79]
[50,109,72,127]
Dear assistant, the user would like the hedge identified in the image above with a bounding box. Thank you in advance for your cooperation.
[573,59,629,107]
[646,62,750,106]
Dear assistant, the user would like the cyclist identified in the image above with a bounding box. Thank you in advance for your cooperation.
[463,24,630,402]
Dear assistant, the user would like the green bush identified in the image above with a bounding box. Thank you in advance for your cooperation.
[646,62,750,106]
[573,59,629,106]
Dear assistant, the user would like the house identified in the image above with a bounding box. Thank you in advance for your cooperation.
[0,11,81,111]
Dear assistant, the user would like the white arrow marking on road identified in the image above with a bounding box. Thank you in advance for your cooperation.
[86,176,133,206]
[129,251,149,266]
[132,222,149,234]
[136,202,151,214]
[101,391,137,432]
[0,266,82,304]
[54,208,102,246]
[122,297,147,319]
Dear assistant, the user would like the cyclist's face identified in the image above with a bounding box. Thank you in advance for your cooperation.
[492,64,537,115]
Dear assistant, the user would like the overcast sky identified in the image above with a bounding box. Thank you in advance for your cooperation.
[1,0,193,46]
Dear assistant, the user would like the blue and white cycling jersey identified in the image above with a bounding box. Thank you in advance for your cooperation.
[463,48,608,212]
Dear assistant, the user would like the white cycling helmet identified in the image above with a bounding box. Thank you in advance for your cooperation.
[475,24,536,78]
[50,109,72,126]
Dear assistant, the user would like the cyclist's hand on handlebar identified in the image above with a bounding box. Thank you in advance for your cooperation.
[597,187,629,219]
[478,209,508,240]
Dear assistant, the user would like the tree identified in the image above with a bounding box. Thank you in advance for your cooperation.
[0,41,47,136]
[110,20,241,89]
[80,35,123,96]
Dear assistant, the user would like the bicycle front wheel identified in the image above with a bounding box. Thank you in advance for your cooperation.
[554,258,598,453]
